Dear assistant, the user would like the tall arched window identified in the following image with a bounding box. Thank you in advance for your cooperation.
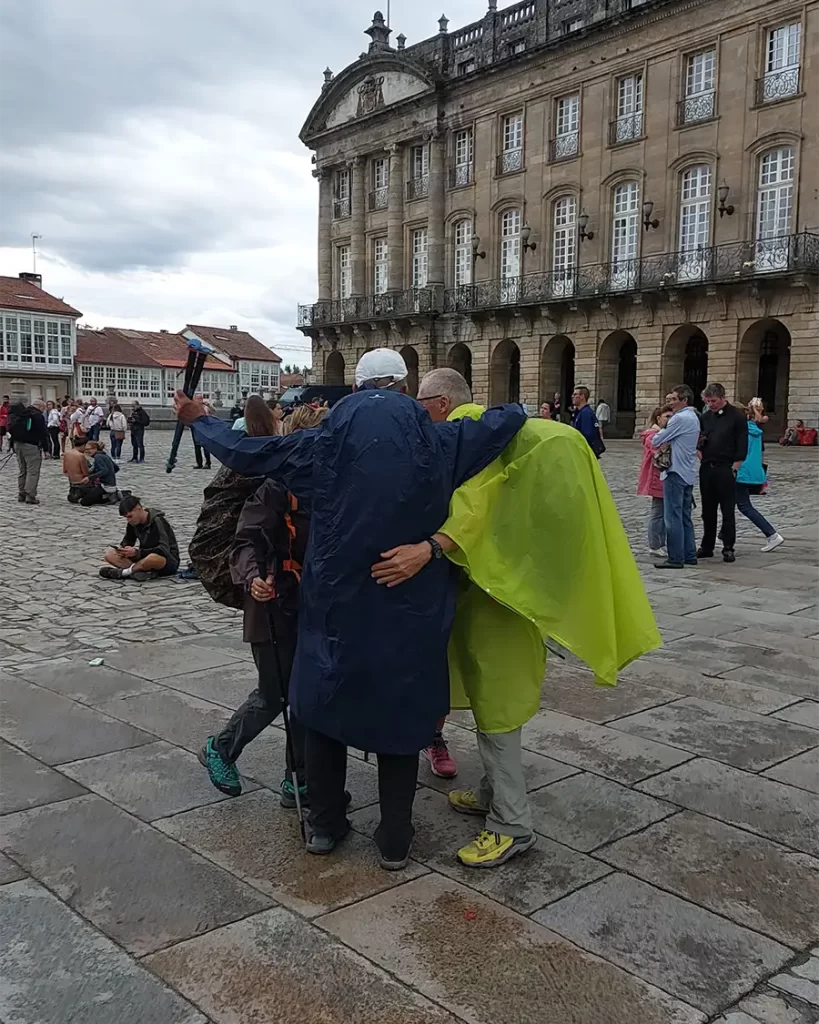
[756,147,795,271]
[500,208,521,302]
[453,219,473,287]
[610,181,639,289]
[678,165,711,281]
[552,195,576,297]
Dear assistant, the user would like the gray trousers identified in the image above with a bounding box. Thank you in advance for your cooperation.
[16,443,42,498]
[476,727,533,838]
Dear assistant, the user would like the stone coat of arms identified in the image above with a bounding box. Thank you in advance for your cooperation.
[357,75,385,117]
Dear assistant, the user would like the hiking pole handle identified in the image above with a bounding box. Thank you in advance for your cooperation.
[166,340,212,473]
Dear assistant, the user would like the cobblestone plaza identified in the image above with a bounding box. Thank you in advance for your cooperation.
[0,437,817,1023]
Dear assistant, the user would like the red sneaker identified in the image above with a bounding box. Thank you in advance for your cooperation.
[425,736,458,778]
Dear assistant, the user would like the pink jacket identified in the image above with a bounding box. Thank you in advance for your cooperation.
[637,428,664,499]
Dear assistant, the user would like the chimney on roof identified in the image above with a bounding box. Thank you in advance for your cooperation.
[230,325,237,331]
[159,329,169,333]
[19,272,42,289]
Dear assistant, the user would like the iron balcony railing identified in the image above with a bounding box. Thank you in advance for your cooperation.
[609,111,643,145]
[549,131,579,161]
[443,233,819,313]
[756,66,801,104]
[297,288,436,328]
[449,162,474,188]
[676,90,716,125]
[368,187,388,211]
[406,174,429,201]
[332,197,351,219]
[496,148,523,175]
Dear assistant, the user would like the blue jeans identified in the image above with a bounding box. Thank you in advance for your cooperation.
[87,423,101,441]
[735,483,775,538]
[109,430,123,460]
[663,472,696,565]
[647,497,665,550]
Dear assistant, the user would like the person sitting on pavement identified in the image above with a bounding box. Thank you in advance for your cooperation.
[371,367,661,869]
[64,436,93,503]
[85,440,121,504]
[174,348,527,871]
[99,495,180,581]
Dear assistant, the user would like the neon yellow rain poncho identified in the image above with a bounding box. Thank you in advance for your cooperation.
[443,405,661,733]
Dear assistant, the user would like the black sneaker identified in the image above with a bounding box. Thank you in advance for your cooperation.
[653,560,684,569]
[696,548,714,559]
[99,566,124,580]
[723,549,736,563]
[17,494,26,503]
[374,825,415,871]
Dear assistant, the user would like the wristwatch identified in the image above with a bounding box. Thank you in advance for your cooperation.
[427,537,443,560]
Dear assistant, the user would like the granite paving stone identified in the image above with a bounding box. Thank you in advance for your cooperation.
[350,787,611,915]
[535,873,792,1014]
[719,665,819,700]
[762,748,819,794]
[0,794,271,954]
[527,772,678,852]
[773,701,819,729]
[156,789,428,918]
[637,759,819,857]
[0,674,154,765]
[59,740,249,820]
[715,588,816,616]
[95,688,235,753]
[0,852,26,884]
[722,628,819,660]
[681,606,819,638]
[145,906,460,1024]
[102,641,239,680]
[598,810,819,948]
[611,697,819,770]
[740,988,819,1024]
[769,974,819,1007]
[0,738,87,814]
[157,660,257,710]
[521,709,693,784]
[540,668,677,723]
[10,654,161,704]
[319,873,705,1023]
[0,879,206,1024]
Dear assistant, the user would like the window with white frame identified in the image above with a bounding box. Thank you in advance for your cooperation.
[499,112,523,173]
[337,244,352,299]
[681,49,716,123]
[452,128,474,186]
[33,319,46,363]
[60,323,72,364]
[500,209,522,280]
[79,364,163,400]
[762,23,801,101]
[408,144,429,199]
[453,219,473,287]
[564,17,584,33]
[554,94,580,159]
[613,74,643,143]
[411,227,428,288]
[333,167,351,219]
[373,237,389,294]
[610,182,640,288]
[552,196,577,296]
[756,147,794,243]
[678,166,712,281]
[0,315,71,367]
[19,318,33,363]
[373,157,389,190]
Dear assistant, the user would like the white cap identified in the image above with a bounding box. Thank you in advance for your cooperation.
[354,348,408,388]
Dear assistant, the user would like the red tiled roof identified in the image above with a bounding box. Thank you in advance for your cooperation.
[0,276,81,317]
[104,328,231,371]
[280,373,305,388]
[76,329,164,368]
[184,324,282,363]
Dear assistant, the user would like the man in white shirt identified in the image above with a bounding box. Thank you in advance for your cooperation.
[595,398,611,437]
[86,398,105,441]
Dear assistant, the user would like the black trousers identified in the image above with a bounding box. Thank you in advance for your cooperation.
[130,426,145,461]
[47,426,61,457]
[213,635,305,784]
[700,462,737,553]
[305,727,418,857]
[194,439,211,468]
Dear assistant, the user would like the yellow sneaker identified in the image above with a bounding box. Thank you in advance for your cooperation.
[457,829,537,869]
[448,790,489,816]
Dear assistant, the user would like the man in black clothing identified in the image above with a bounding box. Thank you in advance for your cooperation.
[128,402,150,462]
[9,402,47,504]
[99,495,180,581]
[697,382,748,564]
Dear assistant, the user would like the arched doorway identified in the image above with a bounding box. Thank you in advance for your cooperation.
[663,325,709,409]
[598,331,637,436]
[448,343,473,390]
[325,350,345,385]
[737,319,791,436]
[399,346,419,397]
[540,335,574,421]
[491,339,520,404]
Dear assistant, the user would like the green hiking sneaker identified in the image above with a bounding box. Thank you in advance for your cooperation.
[280,778,310,809]
[198,737,242,797]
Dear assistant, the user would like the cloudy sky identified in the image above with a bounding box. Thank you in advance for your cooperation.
[0,0,481,364]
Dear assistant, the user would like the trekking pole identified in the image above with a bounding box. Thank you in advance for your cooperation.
[254,547,305,839]
[166,338,212,473]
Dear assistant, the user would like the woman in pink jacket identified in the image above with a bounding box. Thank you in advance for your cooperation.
[637,405,672,556]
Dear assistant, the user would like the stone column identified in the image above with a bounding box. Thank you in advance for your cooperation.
[351,157,367,296]
[632,325,664,436]
[316,170,333,301]
[787,310,819,425]
[387,143,404,291]
[427,129,446,289]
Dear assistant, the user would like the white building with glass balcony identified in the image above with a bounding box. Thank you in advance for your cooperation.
[0,273,81,404]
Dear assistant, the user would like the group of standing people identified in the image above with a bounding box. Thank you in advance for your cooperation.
[638,382,784,568]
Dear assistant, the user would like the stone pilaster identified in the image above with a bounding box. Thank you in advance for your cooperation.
[387,144,404,290]
[787,309,819,426]
[316,170,333,301]
[703,320,740,401]
[633,326,664,434]
[519,334,540,412]
[350,157,366,296]
[427,130,446,287]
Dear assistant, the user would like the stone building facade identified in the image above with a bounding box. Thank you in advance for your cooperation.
[297,0,818,434]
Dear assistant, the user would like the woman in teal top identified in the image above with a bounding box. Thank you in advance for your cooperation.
[735,409,784,552]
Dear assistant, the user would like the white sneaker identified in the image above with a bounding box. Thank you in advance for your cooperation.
[761,533,784,553]
[649,548,666,558]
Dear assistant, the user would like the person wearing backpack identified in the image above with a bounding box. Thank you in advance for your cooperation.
[9,401,47,504]
[128,401,150,463]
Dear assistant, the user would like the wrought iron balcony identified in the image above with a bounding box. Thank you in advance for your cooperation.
[756,66,801,104]
[676,91,716,125]
[406,175,429,201]
[449,163,474,188]
[368,187,388,211]
[443,233,819,313]
[496,148,523,175]
[609,111,643,145]
[549,132,579,161]
[332,197,351,219]
[297,288,437,328]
